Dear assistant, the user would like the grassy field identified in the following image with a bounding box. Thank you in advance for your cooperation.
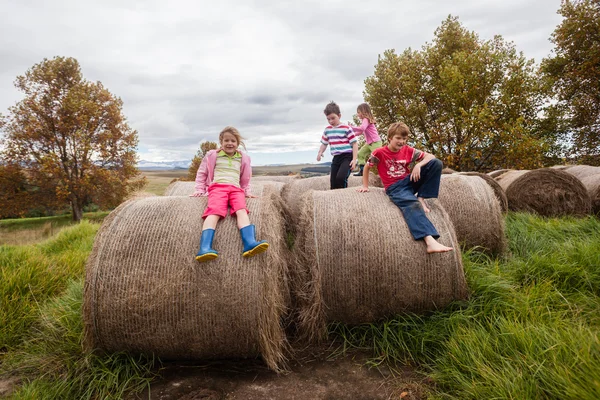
[0,213,599,399]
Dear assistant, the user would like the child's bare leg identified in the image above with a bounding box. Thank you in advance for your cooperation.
[418,197,431,213]
[235,209,251,229]
[424,235,453,253]
[202,214,221,230]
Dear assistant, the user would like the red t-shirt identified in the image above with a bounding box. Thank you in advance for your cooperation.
[368,145,424,189]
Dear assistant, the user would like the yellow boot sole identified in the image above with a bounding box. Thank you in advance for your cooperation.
[242,243,269,258]
[195,252,218,262]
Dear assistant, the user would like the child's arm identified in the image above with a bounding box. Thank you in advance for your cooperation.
[350,141,358,170]
[191,155,210,197]
[351,118,369,135]
[410,152,435,182]
[357,163,371,192]
[316,143,327,161]
[240,154,253,197]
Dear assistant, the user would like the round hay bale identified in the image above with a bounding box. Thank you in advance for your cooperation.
[488,169,512,178]
[293,188,467,340]
[164,180,284,196]
[459,172,508,212]
[580,175,600,215]
[442,167,457,174]
[495,169,592,217]
[83,185,289,372]
[347,173,384,188]
[252,175,300,183]
[439,174,507,255]
[550,165,572,170]
[563,165,600,180]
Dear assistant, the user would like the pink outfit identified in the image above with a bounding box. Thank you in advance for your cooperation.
[351,118,381,144]
[202,183,247,218]
[194,150,252,196]
[194,149,252,219]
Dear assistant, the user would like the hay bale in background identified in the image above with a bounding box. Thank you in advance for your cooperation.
[252,175,300,183]
[459,172,508,212]
[580,175,600,215]
[563,165,600,180]
[83,185,289,372]
[442,167,457,174]
[488,169,512,178]
[164,180,284,196]
[439,174,506,254]
[293,188,467,341]
[495,169,591,217]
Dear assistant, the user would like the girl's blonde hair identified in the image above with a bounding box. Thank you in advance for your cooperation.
[357,103,376,124]
[219,126,246,150]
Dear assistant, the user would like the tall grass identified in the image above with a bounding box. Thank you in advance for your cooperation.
[0,221,99,350]
[332,213,600,399]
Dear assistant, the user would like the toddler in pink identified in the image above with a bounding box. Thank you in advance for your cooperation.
[190,126,268,262]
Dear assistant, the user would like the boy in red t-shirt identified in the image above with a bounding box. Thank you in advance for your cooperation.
[357,122,453,254]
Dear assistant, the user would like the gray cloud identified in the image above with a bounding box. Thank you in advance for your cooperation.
[0,0,564,164]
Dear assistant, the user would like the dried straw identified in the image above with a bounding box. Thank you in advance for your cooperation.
[83,185,289,372]
[495,168,591,217]
[488,169,512,178]
[252,175,300,183]
[564,165,600,180]
[439,174,506,255]
[442,167,457,174]
[293,188,467,341]
[459,172,508,212]
[580,175,600,215]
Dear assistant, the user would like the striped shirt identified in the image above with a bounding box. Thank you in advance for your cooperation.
[320,124,357,155]
[213,150,242,187]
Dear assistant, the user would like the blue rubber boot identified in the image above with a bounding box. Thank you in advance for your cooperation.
[240,224,269,258]
[195,229,218,262]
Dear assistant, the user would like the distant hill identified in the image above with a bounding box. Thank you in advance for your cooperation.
[137,160,190,170]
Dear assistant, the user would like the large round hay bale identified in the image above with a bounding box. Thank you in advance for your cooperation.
[580,175,600,215]
[488,169,512,178]
[252,175,300,183]
[459,172,508,212]
[439,174,506,255]
[563,165,600,180]
[164,180,284,196]
[442,167,457,174]
[83,185,289,372]
[293,188,467,340]
[495,169,592,217]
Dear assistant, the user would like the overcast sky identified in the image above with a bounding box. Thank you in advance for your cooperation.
[0,0,563,165]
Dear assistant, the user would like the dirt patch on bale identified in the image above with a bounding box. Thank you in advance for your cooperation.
[495,169,592,217]
[293,188,467,341]
[84,186,289,372]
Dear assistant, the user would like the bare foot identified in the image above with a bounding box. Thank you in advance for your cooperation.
[418,197,431,213]
[424,236,453,253]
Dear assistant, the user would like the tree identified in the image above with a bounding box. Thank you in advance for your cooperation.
[364,16,550,171]
[542,0,600,165]
[0,57,145,221]
[185,141,218,181]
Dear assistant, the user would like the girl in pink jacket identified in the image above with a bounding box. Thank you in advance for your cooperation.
[191,126,268,262]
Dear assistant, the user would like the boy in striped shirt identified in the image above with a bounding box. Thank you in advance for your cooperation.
[316,101,358,189]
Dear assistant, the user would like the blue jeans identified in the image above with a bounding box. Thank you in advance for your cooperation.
[385,159,442,240]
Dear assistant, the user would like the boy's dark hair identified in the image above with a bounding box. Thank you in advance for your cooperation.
[324,101,341,116]
[387,122,411,140]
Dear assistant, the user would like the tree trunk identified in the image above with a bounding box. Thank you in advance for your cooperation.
[71,197,83,222]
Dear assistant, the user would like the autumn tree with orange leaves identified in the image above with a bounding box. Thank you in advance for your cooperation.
[185,141,218,181]
[364,16,552,171]
[0,57,145,221]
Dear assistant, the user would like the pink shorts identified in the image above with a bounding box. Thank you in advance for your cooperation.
[202,183,249,219]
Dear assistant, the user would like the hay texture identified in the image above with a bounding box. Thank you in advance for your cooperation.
[442,167,457,174]
[164,180,284,196]
[293,188,467,341]
[495,168,591,217]
[488,169,512,178]
[252,175,300,183]
[439,174,507,255]
[84,185,289,372]
[580,175,600,215]
[459,172,508,212]
[564,165,600,180]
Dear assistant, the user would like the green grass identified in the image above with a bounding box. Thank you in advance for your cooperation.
[2,212,599,399]
[332,213,600,399]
